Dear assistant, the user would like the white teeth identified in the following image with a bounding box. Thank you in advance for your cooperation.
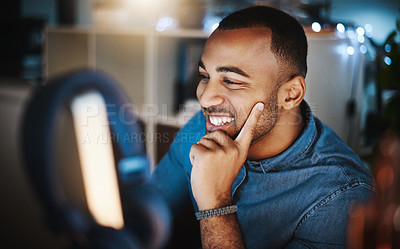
[209,116,234,126]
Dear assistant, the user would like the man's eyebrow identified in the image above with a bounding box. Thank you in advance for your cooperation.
[198,60,206,70]
[199,60,250,78]
[216,66,250,78]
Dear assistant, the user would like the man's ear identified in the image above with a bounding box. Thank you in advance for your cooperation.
[278,75,306,110]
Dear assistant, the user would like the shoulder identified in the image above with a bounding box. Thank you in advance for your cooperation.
[294,109,376,200]
[311,117,372,181]
[290,182,372,248]
[293,102,371,183]
[298,115,376,220]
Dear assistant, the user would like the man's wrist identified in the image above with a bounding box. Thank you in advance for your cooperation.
[196,194,232,211]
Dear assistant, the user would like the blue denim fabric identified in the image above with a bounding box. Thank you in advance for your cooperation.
[149,101,375,249]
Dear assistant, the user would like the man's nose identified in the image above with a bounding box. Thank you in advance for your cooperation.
[197,80,225,108]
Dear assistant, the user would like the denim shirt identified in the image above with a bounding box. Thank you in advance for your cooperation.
[149,101,375,249]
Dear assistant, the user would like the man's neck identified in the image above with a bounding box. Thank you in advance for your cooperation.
[247,106,305,161]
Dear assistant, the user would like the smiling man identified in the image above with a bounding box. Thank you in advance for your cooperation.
[149,6,374,249]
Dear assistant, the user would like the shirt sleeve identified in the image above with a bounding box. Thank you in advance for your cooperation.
[284,183,373,249]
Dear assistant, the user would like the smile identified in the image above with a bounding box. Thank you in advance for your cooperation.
[209,116,235,126]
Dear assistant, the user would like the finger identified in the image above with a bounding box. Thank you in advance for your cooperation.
[235,102,264,149]
[197,136,220,150]
[190,143,208,165]
[203,130,233,148]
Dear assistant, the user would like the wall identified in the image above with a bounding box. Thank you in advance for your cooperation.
[307,0,400,45]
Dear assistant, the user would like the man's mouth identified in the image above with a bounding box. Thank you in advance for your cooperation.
[208,115,235,127]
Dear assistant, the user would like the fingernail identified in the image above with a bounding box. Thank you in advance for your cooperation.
[257,103,264,111]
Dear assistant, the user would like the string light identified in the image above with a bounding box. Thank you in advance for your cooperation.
[336,23,345,33]
[356,27,365,36]
[360,44,367,54]
[347,46,355,55]
[385,44,392,53]
[312,22,321,32]
[346,29,356,39]
[365,24,373,37]
[156,16,175,31]
[384,56,392,66]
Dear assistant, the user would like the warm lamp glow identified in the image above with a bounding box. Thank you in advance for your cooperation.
[71,91,124,230]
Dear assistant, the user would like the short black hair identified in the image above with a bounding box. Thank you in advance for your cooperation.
[218,6,308,79]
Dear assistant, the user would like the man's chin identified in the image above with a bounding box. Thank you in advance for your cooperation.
[206,128,239,140]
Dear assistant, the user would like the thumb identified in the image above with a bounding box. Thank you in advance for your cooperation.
[235,102,264,149]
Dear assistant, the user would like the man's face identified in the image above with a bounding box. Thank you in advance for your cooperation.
[196,27,281,142]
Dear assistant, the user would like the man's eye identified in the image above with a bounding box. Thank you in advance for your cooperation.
[199,74,209,81]
[223,79,240,85]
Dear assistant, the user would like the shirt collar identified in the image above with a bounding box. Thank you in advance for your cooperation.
[246,100,317,173]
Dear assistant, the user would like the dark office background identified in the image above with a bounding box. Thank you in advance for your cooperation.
[0,0,399,82]
[0,1,399,249]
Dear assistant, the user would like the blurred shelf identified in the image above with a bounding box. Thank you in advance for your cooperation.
[45,26,208,169]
